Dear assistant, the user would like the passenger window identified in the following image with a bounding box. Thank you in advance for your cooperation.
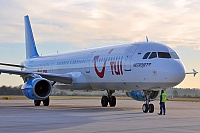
[143,52,151,59]
[170,52,179,59]
[158,52,171,58]
[149,52,157,59]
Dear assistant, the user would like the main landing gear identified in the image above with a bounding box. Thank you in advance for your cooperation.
[142,91,154,113]
[34,97,50,106]
[34,81,55,106]
[101,90,116,107]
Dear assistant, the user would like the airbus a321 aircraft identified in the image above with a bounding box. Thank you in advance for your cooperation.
[0,16,196,113]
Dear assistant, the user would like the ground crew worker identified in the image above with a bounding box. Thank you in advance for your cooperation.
[158,90,167,115]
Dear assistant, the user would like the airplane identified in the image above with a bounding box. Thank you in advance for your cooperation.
[0,15,197,113]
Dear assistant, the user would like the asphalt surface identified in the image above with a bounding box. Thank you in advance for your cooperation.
[0,99,200,133]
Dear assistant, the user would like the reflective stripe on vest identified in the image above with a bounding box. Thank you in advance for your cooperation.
[162,93,167,102]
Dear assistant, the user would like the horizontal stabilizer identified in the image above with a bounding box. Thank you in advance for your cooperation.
[0,62,25,68]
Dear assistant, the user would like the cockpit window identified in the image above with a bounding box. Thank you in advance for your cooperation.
[158,52,171,58]
[143,52,151,59]
[170,52,180,59]
[143,51,179,59]
[149,52,157,59]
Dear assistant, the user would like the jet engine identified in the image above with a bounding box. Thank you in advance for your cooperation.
[21,78,52,100]
[126,90,160,101]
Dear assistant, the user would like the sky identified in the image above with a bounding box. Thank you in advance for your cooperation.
[0,0,200,88]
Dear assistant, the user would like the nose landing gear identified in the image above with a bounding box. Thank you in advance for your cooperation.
[142,91,154,113]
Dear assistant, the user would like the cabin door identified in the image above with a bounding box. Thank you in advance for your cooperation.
[124,45,139,71]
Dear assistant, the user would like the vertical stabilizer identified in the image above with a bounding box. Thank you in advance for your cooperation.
[24,15,39,59]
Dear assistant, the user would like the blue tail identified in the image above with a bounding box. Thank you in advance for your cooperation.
[24,15,39,59]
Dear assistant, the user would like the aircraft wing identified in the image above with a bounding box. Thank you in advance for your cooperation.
[0,69,72,84]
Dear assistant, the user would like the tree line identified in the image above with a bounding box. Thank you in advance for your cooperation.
[0,85,108,96]
[0,85,200,97]
[0,85,23,95]
[167,88,200,98]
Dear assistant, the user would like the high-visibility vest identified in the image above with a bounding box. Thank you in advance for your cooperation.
[162,93,167,102]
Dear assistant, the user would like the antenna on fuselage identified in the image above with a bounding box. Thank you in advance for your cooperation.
[146,36,149,42]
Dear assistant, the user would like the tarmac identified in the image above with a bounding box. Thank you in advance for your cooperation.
[0,98,200,133]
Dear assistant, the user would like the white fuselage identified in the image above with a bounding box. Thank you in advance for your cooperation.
[22,42,186,91]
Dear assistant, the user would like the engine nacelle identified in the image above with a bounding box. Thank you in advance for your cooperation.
[126,90,160,101]
[21,78,52,100]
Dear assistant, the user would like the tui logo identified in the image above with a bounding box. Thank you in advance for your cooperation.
[94,48,123,78]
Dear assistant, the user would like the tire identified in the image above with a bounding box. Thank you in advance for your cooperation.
[142,104,148,113]
[109,96,116,107]
[149,104,154,113]
[43,97,50,106]
[34,100,41,106]
[101,96,108,107]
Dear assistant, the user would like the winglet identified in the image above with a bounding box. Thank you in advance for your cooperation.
[186,69,198,77]
[24,15,39,59]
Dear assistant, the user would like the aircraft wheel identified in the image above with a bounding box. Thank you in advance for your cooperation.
[34,100,41,106]
[149,104,154,113]
[109,96,116,107]
[43,97,50,106]
[142,104,148,113]
[101,96,108,107]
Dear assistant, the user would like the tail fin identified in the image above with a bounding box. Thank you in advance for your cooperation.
[24,15,39,59]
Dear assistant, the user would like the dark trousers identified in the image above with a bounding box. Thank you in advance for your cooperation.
[160,102,166,115]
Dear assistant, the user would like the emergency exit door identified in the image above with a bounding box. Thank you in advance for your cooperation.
[85,54,93,73]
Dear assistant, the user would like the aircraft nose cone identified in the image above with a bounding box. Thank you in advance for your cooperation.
[157,60,185,86]
[165,60,185,85]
